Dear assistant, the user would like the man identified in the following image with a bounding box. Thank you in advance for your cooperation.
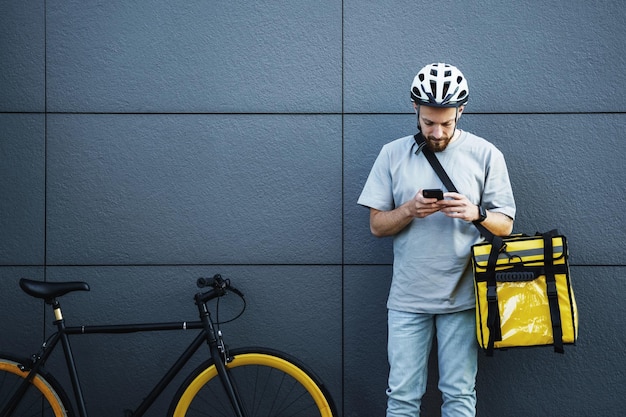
[358,63,516,417]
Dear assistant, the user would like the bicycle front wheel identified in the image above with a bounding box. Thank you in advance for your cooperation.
[0,355,72,417]
[170,347,336,417]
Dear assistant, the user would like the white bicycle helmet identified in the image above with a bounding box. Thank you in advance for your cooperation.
[410,63,469,107]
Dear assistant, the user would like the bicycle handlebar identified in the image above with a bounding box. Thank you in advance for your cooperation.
[195,274,245,304]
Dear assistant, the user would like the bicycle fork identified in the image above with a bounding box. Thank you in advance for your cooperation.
[196,296,247,417]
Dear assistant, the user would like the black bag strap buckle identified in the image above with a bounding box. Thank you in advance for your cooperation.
[546,280,558,298]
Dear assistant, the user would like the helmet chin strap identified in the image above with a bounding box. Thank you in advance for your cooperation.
[415,106,421,131]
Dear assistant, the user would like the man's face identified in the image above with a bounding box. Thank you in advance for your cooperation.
[417,104,463,152]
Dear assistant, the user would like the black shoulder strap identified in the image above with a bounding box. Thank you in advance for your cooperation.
[542,229,565,353]
[485,235,504,356]
[413,133,494,242]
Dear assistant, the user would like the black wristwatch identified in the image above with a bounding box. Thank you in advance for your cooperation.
[476,205,487,223]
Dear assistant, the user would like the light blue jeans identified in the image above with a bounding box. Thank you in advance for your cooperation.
[386,309,478,417]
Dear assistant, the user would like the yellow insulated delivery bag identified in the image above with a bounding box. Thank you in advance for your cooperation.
[471,230,578,355]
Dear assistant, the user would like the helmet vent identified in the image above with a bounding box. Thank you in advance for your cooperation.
[442,82,450,99]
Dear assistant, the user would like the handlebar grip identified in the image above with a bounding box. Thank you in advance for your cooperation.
[196,274,226,289]
[196,274,245,301]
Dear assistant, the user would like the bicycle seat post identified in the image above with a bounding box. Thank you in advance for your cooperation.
[51,299,64,322]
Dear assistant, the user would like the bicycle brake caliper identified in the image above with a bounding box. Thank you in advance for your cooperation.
[217,330,233,365]
[21,339,50,371]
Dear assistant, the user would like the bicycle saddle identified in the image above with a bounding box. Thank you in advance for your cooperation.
[19,278,90,301]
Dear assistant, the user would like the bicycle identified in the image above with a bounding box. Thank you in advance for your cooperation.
[0,274,336,417]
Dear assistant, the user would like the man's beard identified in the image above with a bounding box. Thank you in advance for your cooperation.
[424,134,453,152]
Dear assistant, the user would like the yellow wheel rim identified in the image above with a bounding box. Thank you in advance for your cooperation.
[173,352,332,416]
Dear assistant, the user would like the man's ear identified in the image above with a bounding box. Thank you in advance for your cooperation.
[455,105,465,122]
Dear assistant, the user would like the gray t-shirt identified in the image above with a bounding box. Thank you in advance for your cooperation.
[358,131,516,314]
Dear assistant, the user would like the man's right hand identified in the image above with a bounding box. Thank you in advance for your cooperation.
[369,189,442,237]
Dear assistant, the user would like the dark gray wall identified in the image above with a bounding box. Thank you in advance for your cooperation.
[1,1,624,416]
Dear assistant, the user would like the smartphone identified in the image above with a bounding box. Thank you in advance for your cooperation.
[423,188,444,200]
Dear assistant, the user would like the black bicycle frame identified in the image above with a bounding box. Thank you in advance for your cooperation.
[2,301,247,417]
